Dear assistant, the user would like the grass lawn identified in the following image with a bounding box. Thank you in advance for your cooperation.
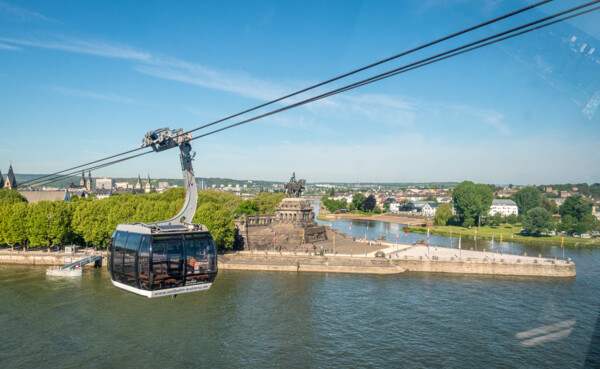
[405,223,597,248]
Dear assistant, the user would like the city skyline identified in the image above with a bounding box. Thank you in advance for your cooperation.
[1,1,599,184]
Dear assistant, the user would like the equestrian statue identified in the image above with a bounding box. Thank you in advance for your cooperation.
[284,172,305,198]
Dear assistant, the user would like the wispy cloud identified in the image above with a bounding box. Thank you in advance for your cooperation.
[441,104,509,134]
[0,1,58,23]
[0,42,19,50]
[136,56,289,101]
[0,36,151,60]
[2,32,509,135]
[50,86,135,104]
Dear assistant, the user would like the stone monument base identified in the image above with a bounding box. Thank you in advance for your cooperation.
[236,197,328,251]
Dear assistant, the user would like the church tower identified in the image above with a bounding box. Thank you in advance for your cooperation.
[86,171,92,191]
[0,170,4,190]
[145,174,152,193]
[80,170,86,187]
[134,174,142,190]
[5,165,17,190]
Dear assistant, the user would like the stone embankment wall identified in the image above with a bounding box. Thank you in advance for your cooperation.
[392,258,575,277]
[219,252,575,277]
[0,251,106,267]
[219,253,404,274]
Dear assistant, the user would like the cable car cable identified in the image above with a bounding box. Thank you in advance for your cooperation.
[183,0,552,136]
[186,3,600,142]
[18,1,595,187]
[17,0,551,187]
[18,146,151,187]
[23,2,598,187]
[23,150,154,188]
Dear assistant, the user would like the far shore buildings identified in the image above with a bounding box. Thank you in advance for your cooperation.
[1,165,166,201]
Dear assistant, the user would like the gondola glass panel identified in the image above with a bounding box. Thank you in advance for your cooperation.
[111,231,128,283]
[124,233,142,286]
[152,235,185,289]
[138,236,151,290]
[184,234,217,284]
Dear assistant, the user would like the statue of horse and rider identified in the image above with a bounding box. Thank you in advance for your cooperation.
[284,172,305,197]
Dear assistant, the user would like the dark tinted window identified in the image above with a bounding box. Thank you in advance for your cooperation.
[112,231,128,275]
[124,233,142,281]
[138,236,151,289]
[151,235,184,289]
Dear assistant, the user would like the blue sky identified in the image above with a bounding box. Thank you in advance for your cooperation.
[0,0,599,185]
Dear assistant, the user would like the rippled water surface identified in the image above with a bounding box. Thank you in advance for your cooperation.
[1,211,599,368]
[1,250,599,368]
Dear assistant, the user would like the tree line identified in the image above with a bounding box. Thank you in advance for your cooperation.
[0,188,286,251]
[321,193,380,214]
[446,181,598,235]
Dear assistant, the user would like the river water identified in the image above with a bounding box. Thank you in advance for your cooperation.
[1,216,599,368]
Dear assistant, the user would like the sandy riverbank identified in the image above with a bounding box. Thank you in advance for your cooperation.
[320,213,432,225]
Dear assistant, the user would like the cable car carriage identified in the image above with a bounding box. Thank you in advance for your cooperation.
[107,128,217,298]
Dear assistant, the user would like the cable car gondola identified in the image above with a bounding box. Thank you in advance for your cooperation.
[107,128,217,298]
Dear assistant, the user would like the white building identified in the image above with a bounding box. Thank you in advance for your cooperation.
[389,203,401,213]
[96,178,114,190]
[421,202,441,216]
[488,199,518,216]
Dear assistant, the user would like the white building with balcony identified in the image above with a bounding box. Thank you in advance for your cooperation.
[488,199,518,216]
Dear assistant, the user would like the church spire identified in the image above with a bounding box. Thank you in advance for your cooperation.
[5,165,17,190]
[86,171,92,191]
[135,174,142,190]
[0,170,4,190]
[145,173,152,193]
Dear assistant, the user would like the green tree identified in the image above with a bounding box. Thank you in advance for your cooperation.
[452,181,493,227]
[248,192,287,214]
[433,204,452,226]
[383,201,391,211]
[506,213,518,225]
[559,196,593,222]
[462,217,475,227]
[193,202,235,251]
[321,197,347,213]
[0,189,28,206]
[541,196,558,214]
[236,200,259,215]
[559,214,574,234]
[363,195,376,212]
[580,213,599,233]
[522,207,552,234]
[352,193,366,212]
[513,187,541,214]
[329,187,335,197]
[0,202,29,250]
[491,212,503,226]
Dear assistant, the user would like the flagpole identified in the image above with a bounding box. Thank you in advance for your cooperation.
[562,232,565,260]
[427,227,430,259]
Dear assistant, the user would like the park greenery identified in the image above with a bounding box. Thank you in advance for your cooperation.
[321,194,381,215]
[438,182,598,238]
[451,181,494,227]
[0,188,286,252]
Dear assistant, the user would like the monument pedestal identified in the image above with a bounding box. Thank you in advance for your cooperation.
[236,198,328,251]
